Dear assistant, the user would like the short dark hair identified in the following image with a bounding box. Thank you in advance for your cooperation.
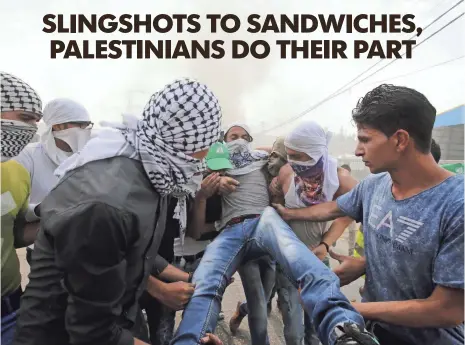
[430,138,441,163]
[341,164,351,172]
[352,84,436,153]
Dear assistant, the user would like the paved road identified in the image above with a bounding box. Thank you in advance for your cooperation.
[18,228,363,345]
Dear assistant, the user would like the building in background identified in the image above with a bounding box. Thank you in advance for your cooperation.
[433,105,464,161]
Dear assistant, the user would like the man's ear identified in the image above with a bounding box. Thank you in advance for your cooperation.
[393,129,410,152]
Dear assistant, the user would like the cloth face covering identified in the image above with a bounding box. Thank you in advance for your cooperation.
[55,78,222,244]
[1,119,38,159]
[41,98,91,165]
[290,156,327,206]
[285,121,339,206]
[53,128,92,154]
[226,138,268,176]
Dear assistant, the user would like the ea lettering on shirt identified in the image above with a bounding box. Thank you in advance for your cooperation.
[368,205,422,254]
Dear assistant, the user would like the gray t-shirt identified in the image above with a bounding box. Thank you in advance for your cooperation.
[337,172,464,345]
[217,168,269,230]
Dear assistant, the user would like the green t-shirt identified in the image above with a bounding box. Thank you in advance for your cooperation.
[1,160,31,296]
[441,163,464,175]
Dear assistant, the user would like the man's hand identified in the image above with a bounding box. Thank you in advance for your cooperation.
[158,281,195,311]
[218,176,240,195]
[269,177,283,199]
[200,333,223,344]
[330,250,366,286]
[312,244,328,261]
[271,203,291,221]
[198,173,221,199]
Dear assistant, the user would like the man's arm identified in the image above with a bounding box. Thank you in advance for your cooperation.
[313,216,354,258]
[52,202,143,345]
[333,167,359,198]
[146,275,195,311]
[273,170,365,222]
[353,285,464,327]
[187,173,221,239]
[321,216,354,247]
[158,263,189,283]
[269,164,292,204]
[187,196,208,240]
[273,201,345,222]
[13,212,39,248]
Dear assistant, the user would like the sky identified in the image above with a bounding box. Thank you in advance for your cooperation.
[1,0,464,142]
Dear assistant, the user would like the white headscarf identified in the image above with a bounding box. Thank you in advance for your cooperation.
[284,121,339,203]
[224,122,253,141]
[41,98,91,165]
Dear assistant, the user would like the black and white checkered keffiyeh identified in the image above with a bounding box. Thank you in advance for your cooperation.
[123,78,222,196]
[55,78,222,242]
[123,78,222,236]
[1,72,43,117]
[1,120,38,159]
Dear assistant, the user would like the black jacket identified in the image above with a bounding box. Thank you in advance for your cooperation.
[14,157,169,345]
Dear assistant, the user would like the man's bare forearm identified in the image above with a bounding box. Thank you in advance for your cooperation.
[186,196,208,240]
[158,264,189,283]
[322,216,354,246]
[14,220,39,248]
[287,201,345,222]
[353,298,464,328]
[146,275,167,299]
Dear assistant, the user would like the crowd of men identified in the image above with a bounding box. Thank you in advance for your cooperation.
[1,71,463,345]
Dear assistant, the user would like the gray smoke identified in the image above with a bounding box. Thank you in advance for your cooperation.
[124,3,275,127]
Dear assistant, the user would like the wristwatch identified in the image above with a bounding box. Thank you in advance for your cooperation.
[319,241,330,253]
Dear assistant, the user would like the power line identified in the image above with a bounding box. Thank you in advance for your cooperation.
[344,12,464,88]
[322,0,464,101]
[259,8,464,134]
[368,55,464,85]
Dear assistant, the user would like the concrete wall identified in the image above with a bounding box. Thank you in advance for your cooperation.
[433,124,464,161]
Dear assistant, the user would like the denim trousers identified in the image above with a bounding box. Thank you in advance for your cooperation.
[170,207,365,345]
[2,311,17,345]
[276,257,330,345]
[237,255,276,345]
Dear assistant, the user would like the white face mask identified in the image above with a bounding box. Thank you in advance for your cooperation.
[226,138,251,153]
[53,128,91,153]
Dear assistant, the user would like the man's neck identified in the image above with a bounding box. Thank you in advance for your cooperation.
[389,154,452,200]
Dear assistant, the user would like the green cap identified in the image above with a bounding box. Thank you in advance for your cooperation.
[206,142,233,171]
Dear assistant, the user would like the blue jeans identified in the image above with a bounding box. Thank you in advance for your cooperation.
[237,255,276,345]
[277,258,331,345]
[171,207,365,345]
[2,311,17,345]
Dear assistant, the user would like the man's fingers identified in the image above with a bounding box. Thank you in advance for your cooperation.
[201,334,223,345]
[329,249,347,263]
[184,283,195,294]
[227,177,240,186]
